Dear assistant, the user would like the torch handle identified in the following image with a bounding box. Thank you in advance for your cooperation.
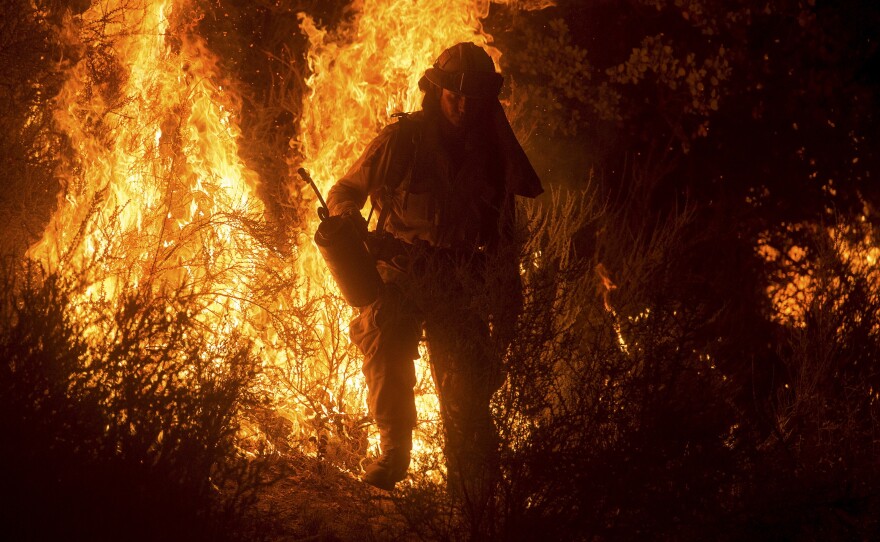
[297,167,330,219]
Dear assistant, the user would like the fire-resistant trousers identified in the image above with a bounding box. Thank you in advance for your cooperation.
[348,253,506,496]
[349,280,422,451]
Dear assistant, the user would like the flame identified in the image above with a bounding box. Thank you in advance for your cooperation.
[30,0,265,334]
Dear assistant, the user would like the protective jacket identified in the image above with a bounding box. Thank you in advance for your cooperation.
[327,104,542,250]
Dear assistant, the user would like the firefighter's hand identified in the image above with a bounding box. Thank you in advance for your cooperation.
[341,210,369,241]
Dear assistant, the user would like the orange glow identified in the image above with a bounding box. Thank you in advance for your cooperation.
[759,226,880,326]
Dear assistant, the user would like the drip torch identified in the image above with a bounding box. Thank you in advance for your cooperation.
[298,168,381,308]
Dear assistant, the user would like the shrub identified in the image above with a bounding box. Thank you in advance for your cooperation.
[0,260,270,541]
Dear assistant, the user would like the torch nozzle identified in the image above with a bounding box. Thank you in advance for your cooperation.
[297,167,330,220]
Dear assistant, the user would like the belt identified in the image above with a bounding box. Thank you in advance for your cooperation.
[368,233,488,265]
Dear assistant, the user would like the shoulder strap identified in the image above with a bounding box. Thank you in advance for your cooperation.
[374,112,421,234]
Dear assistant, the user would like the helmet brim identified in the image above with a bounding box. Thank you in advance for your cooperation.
[421,67,503,98]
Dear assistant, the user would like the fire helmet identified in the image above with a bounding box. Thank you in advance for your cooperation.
[418,42,503,98]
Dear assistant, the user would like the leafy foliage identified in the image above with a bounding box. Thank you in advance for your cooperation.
[501,17,601,136]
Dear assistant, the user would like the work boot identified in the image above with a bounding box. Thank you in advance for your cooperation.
[363,448,411,491]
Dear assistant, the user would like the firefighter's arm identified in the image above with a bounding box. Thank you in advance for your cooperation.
[326,126,397,218]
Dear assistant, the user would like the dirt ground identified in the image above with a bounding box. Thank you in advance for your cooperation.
[253,455,419,542]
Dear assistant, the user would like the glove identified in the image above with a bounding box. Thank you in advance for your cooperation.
[341,210,369,241]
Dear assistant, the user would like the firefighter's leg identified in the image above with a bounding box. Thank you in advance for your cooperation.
[426,311,503,515]
[349,284,422,490]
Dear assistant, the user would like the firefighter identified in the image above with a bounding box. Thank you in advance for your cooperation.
[326,42,543,494]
